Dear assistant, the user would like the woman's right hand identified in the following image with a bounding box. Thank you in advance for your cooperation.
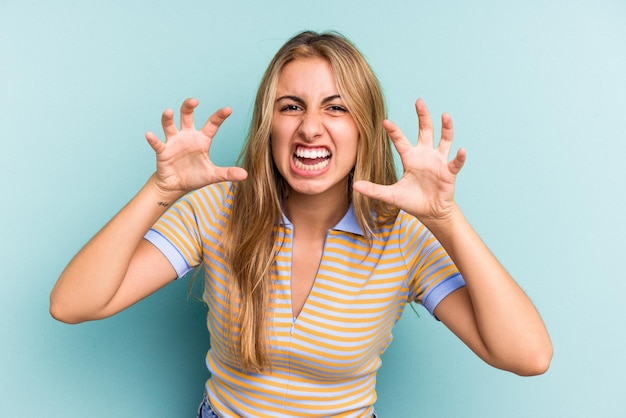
[50,98,247,323]
[145,98,248,202]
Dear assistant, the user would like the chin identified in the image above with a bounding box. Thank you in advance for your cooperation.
[285,177,349,199]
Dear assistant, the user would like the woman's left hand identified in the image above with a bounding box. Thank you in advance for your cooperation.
[353,99,466,225]
[356,99,553,376]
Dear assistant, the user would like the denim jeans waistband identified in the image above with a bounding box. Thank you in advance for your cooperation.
[197,391,378,418]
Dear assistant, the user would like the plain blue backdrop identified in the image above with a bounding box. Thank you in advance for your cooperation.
[1,0,625,416]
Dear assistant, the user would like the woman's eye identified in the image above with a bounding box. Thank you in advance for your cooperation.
[281,104,301,112]
[328,105,347,113]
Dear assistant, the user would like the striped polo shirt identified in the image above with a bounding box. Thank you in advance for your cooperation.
[145,182,464,417]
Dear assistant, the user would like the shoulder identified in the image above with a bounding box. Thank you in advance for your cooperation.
[375,210,427,238]
[180,182,236,210]
[373,210,441,264]
[161,182,236,230]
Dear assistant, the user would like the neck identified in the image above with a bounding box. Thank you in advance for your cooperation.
[283,188,350,235]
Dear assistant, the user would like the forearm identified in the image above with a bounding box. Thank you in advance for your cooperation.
[50,174,181,323]
[425,205,552,374]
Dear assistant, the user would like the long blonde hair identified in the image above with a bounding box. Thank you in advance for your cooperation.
[223,31,399,372]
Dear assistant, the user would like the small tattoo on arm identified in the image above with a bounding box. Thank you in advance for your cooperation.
[157,201,170,207]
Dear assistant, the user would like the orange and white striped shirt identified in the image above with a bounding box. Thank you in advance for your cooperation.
[145,182,464,417]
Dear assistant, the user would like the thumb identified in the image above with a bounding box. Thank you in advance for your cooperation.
[211,166,248,183]
[353,180,396,205]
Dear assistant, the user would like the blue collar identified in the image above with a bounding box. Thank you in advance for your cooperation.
[280,204,364,237]
[331,204,364,236]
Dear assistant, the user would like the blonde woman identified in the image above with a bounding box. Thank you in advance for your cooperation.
[50,31,552,417]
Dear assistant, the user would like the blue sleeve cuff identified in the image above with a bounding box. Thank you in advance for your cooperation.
[421,273,466,317]
[144,229,193,279]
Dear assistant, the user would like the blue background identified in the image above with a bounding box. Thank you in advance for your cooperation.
[1,0,625,416]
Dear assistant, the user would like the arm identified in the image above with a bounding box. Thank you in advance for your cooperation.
[353,99,552,375]
[429,207,552,376]
[50,99,247,324]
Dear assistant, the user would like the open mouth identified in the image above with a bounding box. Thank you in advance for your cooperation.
[293,146,331,171]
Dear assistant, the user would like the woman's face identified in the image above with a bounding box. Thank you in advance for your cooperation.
[271,57,359,200]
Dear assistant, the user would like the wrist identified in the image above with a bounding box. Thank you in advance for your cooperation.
[420,202,464,237]
[145,173,186,207]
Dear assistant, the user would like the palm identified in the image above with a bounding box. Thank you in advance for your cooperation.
[353,99,465,223]
[145,99,247,196]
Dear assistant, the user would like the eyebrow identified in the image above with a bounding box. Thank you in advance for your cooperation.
[275,95,342,105]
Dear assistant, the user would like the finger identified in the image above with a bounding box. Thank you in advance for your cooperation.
[180,98,199,130]
[352,180,397,206]
[161,108,177,138]
[416,99,434,147]
[145,131,165,154]
[200,107,233,139]
[438,112,455,156]
[448,148,466,175]
[383,119,414,156]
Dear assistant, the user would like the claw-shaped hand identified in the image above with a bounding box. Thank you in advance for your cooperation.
[353,99,466,224]
[145,98,248,199]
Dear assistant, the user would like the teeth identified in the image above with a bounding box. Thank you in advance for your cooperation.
[294,158,330,171]
[295,147,330,159]
[293,146,331,171]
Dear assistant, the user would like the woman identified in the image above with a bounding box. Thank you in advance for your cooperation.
[50,31,552,417]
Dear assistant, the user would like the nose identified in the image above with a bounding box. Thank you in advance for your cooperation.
[298,110,323,142]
